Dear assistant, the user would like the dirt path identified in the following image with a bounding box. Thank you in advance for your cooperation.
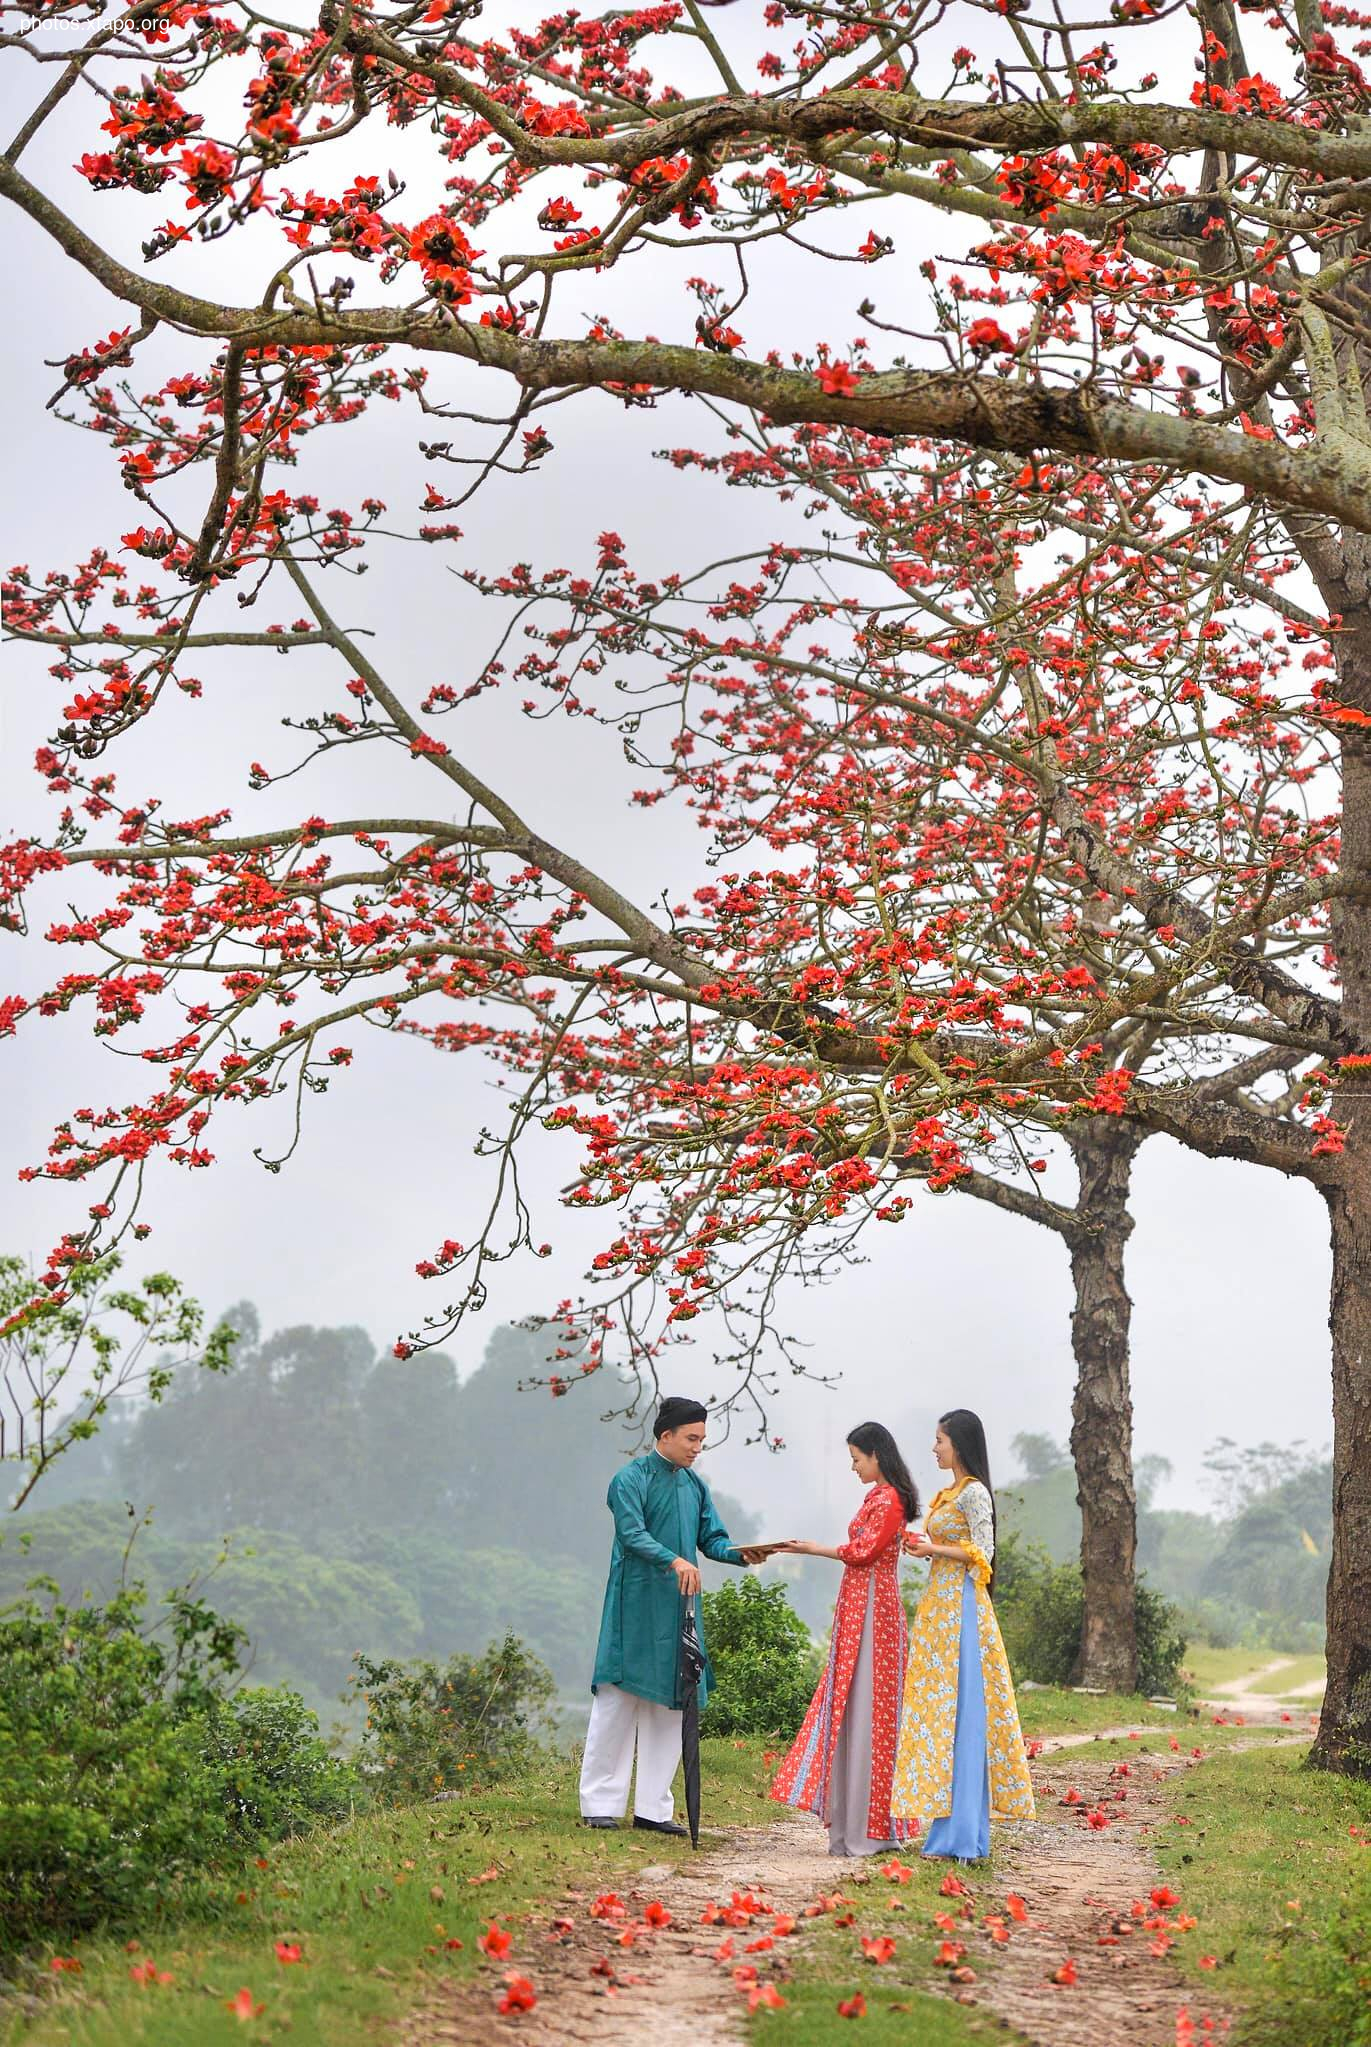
[397,1735,1298,2047]
[1197,1659,1325,1723]
[393,1821,836,2047]
[1210,1657,1295,1697]
[973,1740,1237,2047]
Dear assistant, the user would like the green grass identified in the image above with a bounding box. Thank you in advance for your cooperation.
[1033,1724,1281,1771]
[1014,1687,1181,1738]
[1,1739,787,2047]
[1153,1741,1371,2045]
[1269,1655,1327,1697]
[753,1972,1011,2044]
[1181,1644,1277,1689]
[1179,1645,1326,1696]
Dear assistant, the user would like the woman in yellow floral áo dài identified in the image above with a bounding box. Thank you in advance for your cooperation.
[891,1409,1034,1860]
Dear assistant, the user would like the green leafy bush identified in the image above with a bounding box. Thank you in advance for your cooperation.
[0,1583,229,1953]
[199,1686,360,1841]
[352,1632,555,1802]
[994,1532,1189,1697]
[0,1580,360,1957]
[699,1577,821,1739]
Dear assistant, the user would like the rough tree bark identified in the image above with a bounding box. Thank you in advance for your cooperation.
[1063,1122,1146,1694]
[1315,558,1371,1775]
[952,1123,1146,1693]
[1322,1167,1371,1773]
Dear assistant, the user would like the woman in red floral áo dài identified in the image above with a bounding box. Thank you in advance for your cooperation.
[770,1423,920,1856]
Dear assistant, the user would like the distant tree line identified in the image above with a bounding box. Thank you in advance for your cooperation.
[4,1311,757,1712]
[1001,1432,1329,1654]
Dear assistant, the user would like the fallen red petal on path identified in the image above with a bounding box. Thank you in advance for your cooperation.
[497,1973,537,2014]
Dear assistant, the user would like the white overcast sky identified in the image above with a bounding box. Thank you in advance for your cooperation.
[0,2,1332,1533]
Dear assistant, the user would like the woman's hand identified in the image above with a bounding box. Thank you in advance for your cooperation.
[903,1529,932,1557]
[782,1538,824,1555]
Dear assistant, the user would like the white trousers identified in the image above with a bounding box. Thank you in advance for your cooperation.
[579,1683,682,1823]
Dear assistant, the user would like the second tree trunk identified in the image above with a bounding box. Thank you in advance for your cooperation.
[1066,1122,1145,1694]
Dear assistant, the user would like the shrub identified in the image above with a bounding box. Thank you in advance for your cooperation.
[352,1632,555,1802]
[993,1532,1189,1697]
[199,1686,360,1841]
[699,1577,821,1740]
[0,1582,234,1953]
[0,1580,362,1957]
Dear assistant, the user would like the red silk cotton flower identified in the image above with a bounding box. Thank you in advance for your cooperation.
[747,1983,786,2010]
[498,1973,537,2013]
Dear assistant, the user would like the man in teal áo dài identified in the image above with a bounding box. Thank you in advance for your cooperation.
[580,1395,762,1835]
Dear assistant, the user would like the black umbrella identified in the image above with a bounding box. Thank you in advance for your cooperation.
[677,1594,706,1849]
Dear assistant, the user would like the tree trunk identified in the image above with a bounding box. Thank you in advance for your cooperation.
[1313,573,1371,1776]
[1316,1172,1371,1774]
[1065,1121,1145,1694]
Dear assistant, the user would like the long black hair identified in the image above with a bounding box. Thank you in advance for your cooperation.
[939,1407,996,1591]
[846,1422,920,1524]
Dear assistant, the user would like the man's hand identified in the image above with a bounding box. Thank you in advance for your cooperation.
[737,1546,771,1566]
[672,1557,702,1597]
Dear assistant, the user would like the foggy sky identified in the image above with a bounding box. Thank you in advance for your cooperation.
[0,4,1332,1537]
